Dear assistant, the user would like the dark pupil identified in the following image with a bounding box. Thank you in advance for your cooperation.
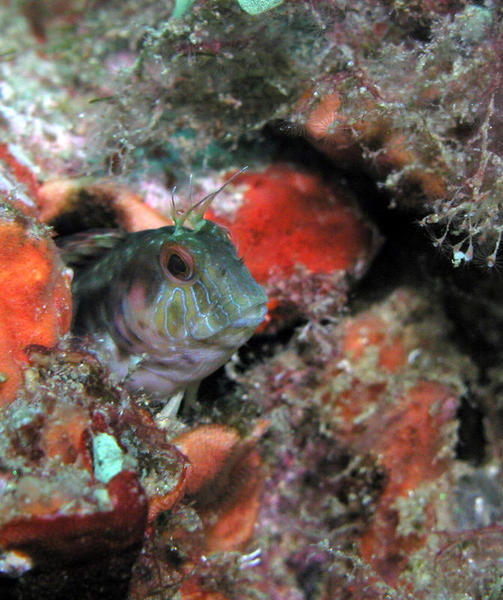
[167,253,188,278]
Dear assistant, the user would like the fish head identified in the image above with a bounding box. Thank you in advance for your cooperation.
[124,220,267,357]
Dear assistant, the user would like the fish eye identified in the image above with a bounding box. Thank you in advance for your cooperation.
[160,243,195,283]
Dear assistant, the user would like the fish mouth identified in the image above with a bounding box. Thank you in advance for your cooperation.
[188,302,267,343]
[210,302,267,348]
[229,302,267,330]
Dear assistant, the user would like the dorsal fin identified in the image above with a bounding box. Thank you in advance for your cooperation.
[57,229,128,269]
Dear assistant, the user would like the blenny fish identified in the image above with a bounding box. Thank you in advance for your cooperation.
[67,175,267,402]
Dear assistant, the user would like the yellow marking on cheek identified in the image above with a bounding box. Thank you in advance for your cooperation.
[159,288,187,339]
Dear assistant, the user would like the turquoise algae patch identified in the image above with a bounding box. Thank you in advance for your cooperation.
[235,0,284,14]
[92,433,124,484]
[172,0,283,18]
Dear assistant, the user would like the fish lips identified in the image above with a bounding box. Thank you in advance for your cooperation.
[229,302,267,330]
[190,302,267,344]
[212,302,267,348]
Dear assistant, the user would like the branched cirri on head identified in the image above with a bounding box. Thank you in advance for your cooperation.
[68,171,267,401]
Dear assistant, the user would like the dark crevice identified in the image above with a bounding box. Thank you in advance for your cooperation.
[455,396,487,464]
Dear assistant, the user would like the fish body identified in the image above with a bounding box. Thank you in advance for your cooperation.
[71,219,267,397]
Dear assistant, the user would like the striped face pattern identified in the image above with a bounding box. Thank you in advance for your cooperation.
[71,220,267,396]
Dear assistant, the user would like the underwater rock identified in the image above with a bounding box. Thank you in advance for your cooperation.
[179,579,230,600]
[318,290,466,585]
[37,178,172,234]
[234,286,472,597]
[0,196,72,404]
[128,422,266,599]
[0,339,265,599]
[2,3,501,598]
[293,2,503,266]
[358,380,458,585]
[432,526,503,599]
[5,0,503,266]
[0,348,149,599]
[173,422,266,553]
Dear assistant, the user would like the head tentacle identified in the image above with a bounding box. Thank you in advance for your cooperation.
[170,167,248,233]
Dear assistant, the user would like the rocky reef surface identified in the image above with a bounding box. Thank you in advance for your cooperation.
[1,1,503,599]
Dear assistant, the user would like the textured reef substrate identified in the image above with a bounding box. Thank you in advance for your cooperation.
[2,2,503,599]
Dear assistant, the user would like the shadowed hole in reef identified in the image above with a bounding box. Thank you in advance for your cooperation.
[238,325,303,369]
[455,395,486,464]
[295,559,324,600]
[50,189,121,236]
[0,547,139,600]
[192,326,300,420]
[264,131,446,307]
